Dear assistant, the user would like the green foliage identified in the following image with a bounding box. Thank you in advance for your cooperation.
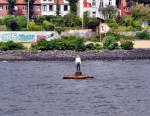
[87,18,99,31]
[132,20,141,30]
[42,20,55,31]
[4,15,18,31]
[135,31,150,39]
[4,15,27,31]
[123,16,133,26]
[16,15,27,29]
[120,40,134,50]
[28,21,41,31]
[86,43,103,50]
[67,0,79,14]
[8,0,16,14]
[32,36,86,51]
[83,11,90,28]
[0,41,25,51]
[0,25,7,31]
[106,19,118,28]
[132,4,150,20]
[114,26,131,32]
[0,18,4,25]
[55,27,64,34]
[103,35,119,50]
[64,13,82,27]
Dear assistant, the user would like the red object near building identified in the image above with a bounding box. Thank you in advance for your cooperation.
[83,0,92,8]
[118,0,132,16]
[0,0,41,16]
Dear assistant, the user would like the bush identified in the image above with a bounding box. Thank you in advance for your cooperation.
[135,31,150,39]
[16,15,27,29]
[86,43,103,50]
[120,40,134,50]
[42,20,55,31]
[0,18,4,25]
[132,20,141,30]
[4,15,18,31]
[103,35,119,50]
[28,21,41,31]
[55,27,64,34]
[86,43,96,50]
[106,18,118,28]
[0,41,25,51]
[31,36,86,51]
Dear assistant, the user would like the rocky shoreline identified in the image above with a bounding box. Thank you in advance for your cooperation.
[0,49,150,61]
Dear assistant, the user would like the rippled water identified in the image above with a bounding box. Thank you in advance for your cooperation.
[0,60,150,116]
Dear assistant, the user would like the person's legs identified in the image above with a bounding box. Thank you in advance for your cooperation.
[78,63,80,72]
[77,63,79,72]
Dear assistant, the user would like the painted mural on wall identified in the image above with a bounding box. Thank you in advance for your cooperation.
[0,31,59,42]
[61,29,93,38]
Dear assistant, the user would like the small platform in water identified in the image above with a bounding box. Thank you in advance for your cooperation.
[63,74,94,79]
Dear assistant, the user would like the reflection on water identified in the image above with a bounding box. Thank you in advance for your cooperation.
[0,60,150,116]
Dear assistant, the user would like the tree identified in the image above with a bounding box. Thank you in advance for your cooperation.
[56,0,60,16]
[132,4,150,20]
[67,0,79,14]
[25,0,35,19]
[64,13,81,27]
[8,0,16,14]
[99,5,117,19]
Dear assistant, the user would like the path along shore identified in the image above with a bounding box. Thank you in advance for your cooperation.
[0,49,150,61]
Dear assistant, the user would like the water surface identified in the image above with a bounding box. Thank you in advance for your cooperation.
[0,60,150,116]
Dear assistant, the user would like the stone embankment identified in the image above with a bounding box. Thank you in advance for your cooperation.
[0,49,150,61]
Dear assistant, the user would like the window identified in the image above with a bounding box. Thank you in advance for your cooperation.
[0,5,3,10]
[92,0,96,6]
[64,5,68,11]
[6,5,8,10]
[109,0,112,5]
[49,5,53,11]
[43,5,47,11]
[100,0,103,8]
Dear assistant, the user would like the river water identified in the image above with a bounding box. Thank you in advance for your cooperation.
[0,60,150,116]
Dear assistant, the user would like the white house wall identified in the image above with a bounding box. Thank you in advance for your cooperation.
[78,0,116,19]
[41,0,70,16]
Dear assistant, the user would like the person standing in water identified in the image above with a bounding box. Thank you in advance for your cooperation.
[75,55,82,75]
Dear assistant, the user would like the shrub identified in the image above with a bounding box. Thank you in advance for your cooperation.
[132,20,141,30]
[4,15,18,31]
[55,27,64,34]
[103,35,119,50]
[86,43,103,50]
[0,18,4,25]
[16,15,27,29]
[120,40,134,50]
[86,43,96,50]
[28,21,41,31]
[42,20,55,31]
[135,31,150,39]
[106,18,118,28]
[0,41,25,51]
[31,36,86,51]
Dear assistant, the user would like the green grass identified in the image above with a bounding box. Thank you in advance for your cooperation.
[0,25,7,31]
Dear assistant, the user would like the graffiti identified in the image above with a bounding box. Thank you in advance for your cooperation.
[61,29,93,38]
[0,31,59,42]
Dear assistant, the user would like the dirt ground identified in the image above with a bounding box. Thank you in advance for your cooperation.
[133,40,150,48]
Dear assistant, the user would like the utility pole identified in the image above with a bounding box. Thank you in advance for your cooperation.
[27,0,30,29]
